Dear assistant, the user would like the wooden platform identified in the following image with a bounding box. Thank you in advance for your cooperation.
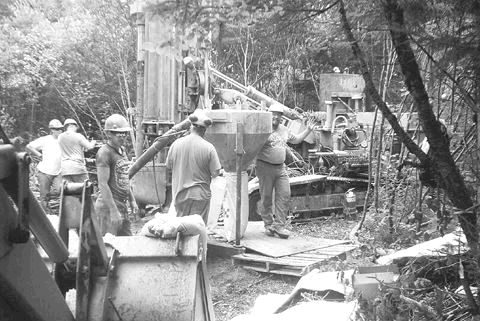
[240,222,351,257]
[232,243,358,277]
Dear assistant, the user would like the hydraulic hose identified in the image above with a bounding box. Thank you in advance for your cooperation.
[128,118,192,179]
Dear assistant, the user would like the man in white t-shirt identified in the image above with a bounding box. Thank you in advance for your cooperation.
[58,118,96,183]
[26,119,64,214]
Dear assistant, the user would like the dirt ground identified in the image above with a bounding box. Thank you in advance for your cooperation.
[207,257,298,321]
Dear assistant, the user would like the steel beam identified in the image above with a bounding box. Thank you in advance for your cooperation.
[0,185,73,321]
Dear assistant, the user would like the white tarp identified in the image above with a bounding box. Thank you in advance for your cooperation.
[377,228,467,265]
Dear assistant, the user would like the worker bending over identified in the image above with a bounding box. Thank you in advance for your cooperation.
[58,118,96,183]
[256,104,315,238]
[26,119,64,214]
[95,114,138,236]
[166,109,222,223]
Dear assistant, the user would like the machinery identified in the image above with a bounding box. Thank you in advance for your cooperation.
[0,129,214,320]
[127,2,371,230]
[0,2,374,319]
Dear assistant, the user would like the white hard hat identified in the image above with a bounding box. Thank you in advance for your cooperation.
[268,103,284,113]
[64,118,78,127]
[189,109,212,128]
[104,114,131,132]
[48,119,63,129]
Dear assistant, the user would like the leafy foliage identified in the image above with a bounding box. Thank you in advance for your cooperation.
[0,0,135,138]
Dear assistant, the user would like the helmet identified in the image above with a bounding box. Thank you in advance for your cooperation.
[268,103,284,113]
[189,109,212,128]
[48,119,63,129]
[104,114,131,132]
[64,118,78,127]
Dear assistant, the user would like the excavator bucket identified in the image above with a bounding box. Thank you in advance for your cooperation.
[53,181,214,321]
[87,235,214,321]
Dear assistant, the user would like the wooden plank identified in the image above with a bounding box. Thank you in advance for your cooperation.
[233,255,313,267]
[308,244,357,254]
[291,254,330,260]
[242,265,303,277]
[234,257,305,276]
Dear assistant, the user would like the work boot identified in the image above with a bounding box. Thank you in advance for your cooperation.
[272,226,291,239]
[265,226,275,237]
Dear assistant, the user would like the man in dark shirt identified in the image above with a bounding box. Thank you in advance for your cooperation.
[95,114,138,235]
[256,104,314,238]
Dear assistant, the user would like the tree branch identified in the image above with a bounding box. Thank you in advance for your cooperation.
[337,0,427,163]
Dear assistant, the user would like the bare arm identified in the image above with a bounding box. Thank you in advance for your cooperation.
[289,117,316,144]
[128,185,139,216]
[97,165,118,213]
[26,143,42,158]
[79,135,96,151]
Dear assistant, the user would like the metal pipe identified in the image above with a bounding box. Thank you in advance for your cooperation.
[210,67,300,119]
[128,118,192,179]
[134,14,146,158]
[210,67,247,92]
[245,86,300,120]
[235,123,244,246]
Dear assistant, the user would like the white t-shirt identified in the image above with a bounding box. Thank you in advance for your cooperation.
[29,135,61,175]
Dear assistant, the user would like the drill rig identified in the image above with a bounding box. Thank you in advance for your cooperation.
[128,2,371,223]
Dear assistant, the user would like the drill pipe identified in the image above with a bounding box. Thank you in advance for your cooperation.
[129,118,192,179]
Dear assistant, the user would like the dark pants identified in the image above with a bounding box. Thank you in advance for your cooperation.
[175,198,210,224]
[256,160,291,229]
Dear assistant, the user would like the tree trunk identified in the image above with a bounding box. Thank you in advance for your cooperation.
[381,0,477,252]
[338,0,478,253]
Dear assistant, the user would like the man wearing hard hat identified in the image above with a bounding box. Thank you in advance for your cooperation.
[95,114,138,236]
[166,109,222,223]
[26,119,64,214]
[256,104,315,238]
[58,118,96,183]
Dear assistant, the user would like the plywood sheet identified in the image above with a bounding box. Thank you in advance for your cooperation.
[241,222,349,258]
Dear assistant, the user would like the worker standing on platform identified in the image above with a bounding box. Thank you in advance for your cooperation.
[26,119,64,214]
[166,109,222,224]
[256,104,315,238]
[58,118,96,183]
[95,114,138,236]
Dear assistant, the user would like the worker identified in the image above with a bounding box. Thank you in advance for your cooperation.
[256,104,315,238]
[95,114,138,236]
[58,118,96,183]
[26,119,64,214]
[166,109,222,224]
